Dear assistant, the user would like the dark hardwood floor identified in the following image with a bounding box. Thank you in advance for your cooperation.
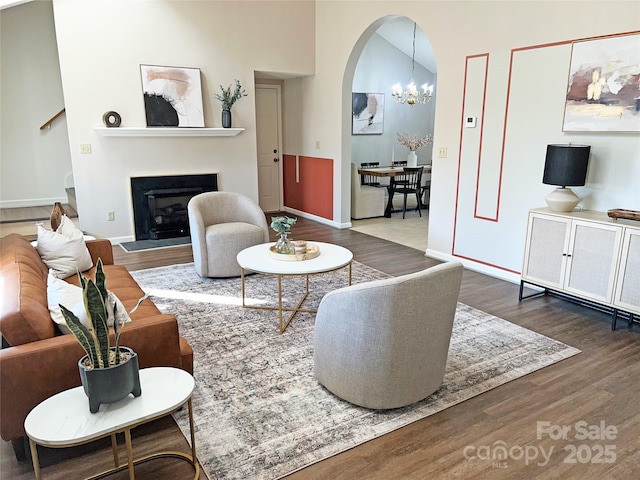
[2,216,639,479]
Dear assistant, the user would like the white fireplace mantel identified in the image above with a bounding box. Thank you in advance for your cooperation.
[94,127,244,137]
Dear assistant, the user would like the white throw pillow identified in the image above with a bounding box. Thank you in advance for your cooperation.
[47,271,131,335]
[36,215,93,278]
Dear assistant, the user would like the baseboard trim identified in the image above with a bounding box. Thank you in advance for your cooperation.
[425,249,521,285]
[106,235,134,245]
[282,207,351,229]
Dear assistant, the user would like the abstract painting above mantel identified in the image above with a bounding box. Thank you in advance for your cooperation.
[140,64,205,128]
[562,33,640,133]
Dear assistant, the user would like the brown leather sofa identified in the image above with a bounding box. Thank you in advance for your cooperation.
[0,234,193,458]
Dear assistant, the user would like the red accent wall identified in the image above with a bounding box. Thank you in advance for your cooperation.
[283,154,300,209]
[283,155,333,220]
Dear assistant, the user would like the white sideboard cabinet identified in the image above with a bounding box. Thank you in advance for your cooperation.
[520,208,640,329]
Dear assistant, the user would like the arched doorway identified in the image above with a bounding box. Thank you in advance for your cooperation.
[343,17,437,251]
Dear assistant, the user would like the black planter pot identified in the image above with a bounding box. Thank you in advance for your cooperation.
[78,346,141,413]
[222,109,232,128]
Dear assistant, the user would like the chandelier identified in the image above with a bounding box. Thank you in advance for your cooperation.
[391,22,433,106]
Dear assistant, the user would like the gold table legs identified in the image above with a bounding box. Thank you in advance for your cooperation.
[29,399,199,480]
[241,262,353,334]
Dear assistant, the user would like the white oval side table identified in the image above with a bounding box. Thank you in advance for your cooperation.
[24,367,199,480]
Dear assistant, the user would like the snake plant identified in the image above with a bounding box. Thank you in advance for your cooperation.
[60,259,146,369]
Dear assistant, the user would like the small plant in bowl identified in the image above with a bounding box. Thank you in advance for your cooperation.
[270,216,297,254]
[270,215,297,234]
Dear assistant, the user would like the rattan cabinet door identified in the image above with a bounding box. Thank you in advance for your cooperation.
[564,220,622,304]
[613,228,640,315]
[522,212,571,289]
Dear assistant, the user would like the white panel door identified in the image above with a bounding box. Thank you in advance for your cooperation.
[255,86,281,212]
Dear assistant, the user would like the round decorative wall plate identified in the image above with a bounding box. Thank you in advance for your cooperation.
[102,111,122,127]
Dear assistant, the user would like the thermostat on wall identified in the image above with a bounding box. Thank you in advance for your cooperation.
[465,116,477,128]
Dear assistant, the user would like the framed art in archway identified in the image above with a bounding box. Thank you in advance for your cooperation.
[352,92,384,135]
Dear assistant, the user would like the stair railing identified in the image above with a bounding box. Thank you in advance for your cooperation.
[40,108,65,130]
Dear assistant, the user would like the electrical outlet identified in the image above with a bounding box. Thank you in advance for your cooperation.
[315,140,320,149]
[438,146,448,158]
[80,144,92,154]
[107,210,115,221]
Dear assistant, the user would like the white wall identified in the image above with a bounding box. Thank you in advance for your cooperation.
[291,0,639,282]
[51,0,314,241]
[7,1,638,284]
[352,32,435,167]
[0,0,72,208]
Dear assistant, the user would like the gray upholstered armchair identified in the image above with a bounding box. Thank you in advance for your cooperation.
[187,191,269,277]
[314,262,463,409]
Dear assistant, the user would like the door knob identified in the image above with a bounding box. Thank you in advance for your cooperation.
[273,158,279,162]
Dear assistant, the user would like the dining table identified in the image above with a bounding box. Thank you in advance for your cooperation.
[357,164,432,217]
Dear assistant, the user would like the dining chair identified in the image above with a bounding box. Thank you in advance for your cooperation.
[391,167,423,218]
[420,171,431,209]
[359,162,381,187]
[390,160,409,190]
[351,163,385,219]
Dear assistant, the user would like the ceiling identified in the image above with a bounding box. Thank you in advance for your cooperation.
[0,0,32,9]
[256,17,436,81]
[3,2,436,78]
[374,17,436,73]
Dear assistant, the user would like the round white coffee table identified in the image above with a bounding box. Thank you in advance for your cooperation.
[237,241,353,333]
[24,367,199,480]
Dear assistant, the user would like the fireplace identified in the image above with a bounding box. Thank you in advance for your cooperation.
[131,174,218,240]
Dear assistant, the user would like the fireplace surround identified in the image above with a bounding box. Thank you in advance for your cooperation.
[130,174,218,240]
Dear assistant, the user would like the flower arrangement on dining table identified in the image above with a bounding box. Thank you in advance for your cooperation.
[397,132,434,152]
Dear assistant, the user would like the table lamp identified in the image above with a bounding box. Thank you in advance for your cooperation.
[542,144,590,212]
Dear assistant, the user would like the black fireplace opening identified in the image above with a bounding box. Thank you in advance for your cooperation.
[131,174,218,240]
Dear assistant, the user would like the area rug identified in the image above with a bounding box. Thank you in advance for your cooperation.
[131,262,580,480]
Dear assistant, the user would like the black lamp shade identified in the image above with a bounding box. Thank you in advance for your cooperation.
[543,144,590,187]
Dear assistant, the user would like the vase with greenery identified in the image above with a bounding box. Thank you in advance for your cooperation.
[270,215,297,254]
[60,259,146,413]
[215,79,247,128]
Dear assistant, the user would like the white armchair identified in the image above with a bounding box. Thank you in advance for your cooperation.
[351,162,385,219]
[314,262,463,409]
[187,192,269,278]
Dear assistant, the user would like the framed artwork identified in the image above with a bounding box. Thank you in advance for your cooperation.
[140,64,204,127]
[352,93,384,135]
[562,33,640,132]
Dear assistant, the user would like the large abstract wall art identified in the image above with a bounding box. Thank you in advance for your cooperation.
[352,93,384,135]
[140,65,205,127]
[563,34,640,132]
